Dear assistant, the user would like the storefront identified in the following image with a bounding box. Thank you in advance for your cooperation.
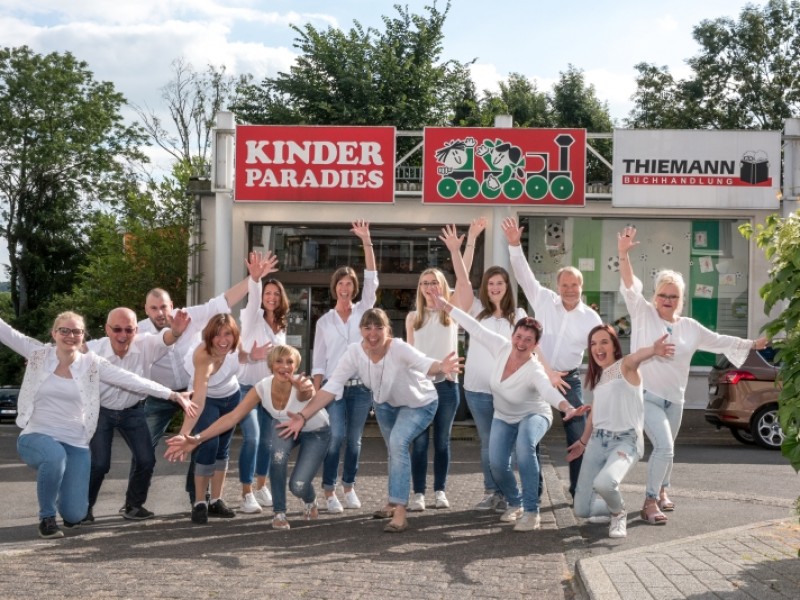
[191,113,785,408]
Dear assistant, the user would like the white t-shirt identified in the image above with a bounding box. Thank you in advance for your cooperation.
[408,309,458,383]
[255,375,329,432]
[22,373,86,447]
[184,343,240,399]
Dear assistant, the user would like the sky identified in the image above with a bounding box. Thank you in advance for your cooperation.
[0,0,758,275]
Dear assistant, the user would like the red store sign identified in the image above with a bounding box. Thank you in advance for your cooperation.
[235,125,396,202]
[423,127,586,205]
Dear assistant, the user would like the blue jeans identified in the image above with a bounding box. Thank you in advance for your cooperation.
[411,379,460,493]
[194,391,241,476]
[573,429,639,517]
[559,370,587,497]
[322,383,373,491]
[489,414,551,513]
[237,384,273,485]
[17,433,90,522]
[464,390,498,493]
[269,424,330,513]
[89,403,155,510]
[643,390,683,499]
[145,394,196,502]
[374,401,438,505]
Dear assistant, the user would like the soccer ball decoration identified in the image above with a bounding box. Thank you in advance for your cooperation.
[546,222,563,243]
[640,254,648,262]
[532,253,544,264]
[650,268,659,279]
[661,242,673,255]
[607,256,620,272]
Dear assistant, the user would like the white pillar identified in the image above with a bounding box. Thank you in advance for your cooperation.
[211,111,235,296]
[783,118,800,217]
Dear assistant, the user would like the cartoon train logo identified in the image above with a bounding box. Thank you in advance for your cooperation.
[434,134,576,201]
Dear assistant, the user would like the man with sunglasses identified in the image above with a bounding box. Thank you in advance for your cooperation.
[84,307,192,522]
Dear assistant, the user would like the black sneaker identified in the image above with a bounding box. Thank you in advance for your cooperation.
[62,519,81,529]
[81,509,95,524]
[38,516,64,539]
[122,505,155,521]
[208,499,236,518]
[191,502,208,524]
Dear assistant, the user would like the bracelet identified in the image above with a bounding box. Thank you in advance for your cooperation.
[365,243,373,247]
[170,329,182,338]
[465,243,474,248]
[578,439,586,446]
[298,412,308,424]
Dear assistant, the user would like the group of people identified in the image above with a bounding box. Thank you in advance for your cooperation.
[9,218,766,540]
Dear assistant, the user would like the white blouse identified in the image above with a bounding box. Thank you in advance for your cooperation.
[255,375,329,432]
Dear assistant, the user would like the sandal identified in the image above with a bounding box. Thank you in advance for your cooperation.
[383,520,408,533]
[373,507,394,519]
[272,513,291,530]
[640,501,668,525]
[657,495,675,512]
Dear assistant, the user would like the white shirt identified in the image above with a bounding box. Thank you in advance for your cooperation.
[509,244,601,371]
[408,309,458,383]
[463,296,527,393]
[23,374,86,447]
[450,308,565,424]
[86,332,170,410]
[138,293,230,390]
[321,339,437,409]
[621,276,751,404]
[312,269,378,379]
[238,277,287,386]
[255,375,329,432]
[184,342,240,399]
[590,359,645,458]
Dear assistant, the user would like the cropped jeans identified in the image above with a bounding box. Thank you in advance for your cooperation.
[322,383,373,491]
[643,390,683,499]
[374,400,438,506]
[193,390,241,477]
[558,369,587,498]
[411,379,459,494]
[573,428,639,518]
[464,390,497,493]
[17,433,90,522]
[489,413,550,514]
[237,384,273,485]
[269,424,330,514]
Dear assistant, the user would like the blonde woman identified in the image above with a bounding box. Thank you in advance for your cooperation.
[406,267,460,511]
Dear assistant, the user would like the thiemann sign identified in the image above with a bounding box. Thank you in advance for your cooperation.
[612,129,781,209]
[423,127,586,205]
[234,125,396,202]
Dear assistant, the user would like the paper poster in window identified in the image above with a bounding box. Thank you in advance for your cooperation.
[694,284,714,299]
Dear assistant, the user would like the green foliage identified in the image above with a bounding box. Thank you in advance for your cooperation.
[0,45,147,318]
[627,0,800,129]
[740,213,800,472]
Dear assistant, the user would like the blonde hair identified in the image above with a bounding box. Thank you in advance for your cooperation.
[412,268,452,330]
[267,344,302,370]
[557,265,584,285]
[652,269,685,315]
[52,311,85,332]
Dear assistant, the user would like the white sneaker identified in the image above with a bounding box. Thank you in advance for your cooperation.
[609,512,627,538]
[407,493,426,512]
[325,494,344,514]
[499,506,523,522]
[513,512,541,532]
[434,490,450,509]
[240,492,263,514]
[254,486,273,508]
[342,489,362,509]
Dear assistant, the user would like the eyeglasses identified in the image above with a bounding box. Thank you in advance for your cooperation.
[656,294,680,301]
[109,326,136,335]
[56,327,84,337]
[420,281,440,287]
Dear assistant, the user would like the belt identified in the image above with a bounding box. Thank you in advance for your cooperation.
[563,368,579,378]
[343,378,363,387]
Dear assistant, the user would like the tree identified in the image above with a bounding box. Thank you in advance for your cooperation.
[0,46,147,318]
[627,0,800,129]
[486,72,551,128]
[135,58,249,177]
[740,214,800,473]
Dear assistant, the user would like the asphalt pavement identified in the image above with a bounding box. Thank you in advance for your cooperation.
[0,411,798,599]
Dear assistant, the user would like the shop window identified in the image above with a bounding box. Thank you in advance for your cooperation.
[517,216,750,365]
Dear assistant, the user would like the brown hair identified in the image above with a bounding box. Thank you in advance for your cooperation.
[585,324,623,390]
[360,308,393,335]
[262,278,290,332]
[330,267,359,300]
[201,313,240,354]
[512,316,543,343]
[476,266,517,325]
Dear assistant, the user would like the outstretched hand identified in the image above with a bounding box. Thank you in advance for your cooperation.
[468,217,487,240]
[164,433,200,463]
[617,226,639,254]
[653,334,675,358]
[276,413,304,440]
[168,309,191,337]
[562,403,591,422]
[351,219,371,242]
[439,224,464,254]
[501,217,523,246]
[566,439,585,462]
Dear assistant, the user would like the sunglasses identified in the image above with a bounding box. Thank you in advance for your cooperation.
[109,326,136,335]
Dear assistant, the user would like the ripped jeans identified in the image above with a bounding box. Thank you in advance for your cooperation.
[573,428,639,518]
[269,424,330,514]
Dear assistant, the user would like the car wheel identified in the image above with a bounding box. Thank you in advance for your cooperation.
[750,404,784,450]
[730,427,755,445]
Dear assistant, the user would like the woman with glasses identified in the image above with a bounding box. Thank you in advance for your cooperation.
[407,266,460,511]
[235,259,284,514]
[617,226,767,525]
[2,312,188,539]
[278,308,462,533]
[311,220,377,514]
[439,219,526,513]
[432,293,587,531]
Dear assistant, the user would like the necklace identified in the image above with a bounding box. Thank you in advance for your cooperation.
[367,347,386,404]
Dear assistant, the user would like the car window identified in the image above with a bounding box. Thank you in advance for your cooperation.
[757,347,780,366]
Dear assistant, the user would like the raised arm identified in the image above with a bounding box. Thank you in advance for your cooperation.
[163,309,191,346]
[439,224,472,310]
[352,220,376,271]
[0,317,44,358]
[617,226,638,291]
[462,217,487,273]
[224,250,280,308]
